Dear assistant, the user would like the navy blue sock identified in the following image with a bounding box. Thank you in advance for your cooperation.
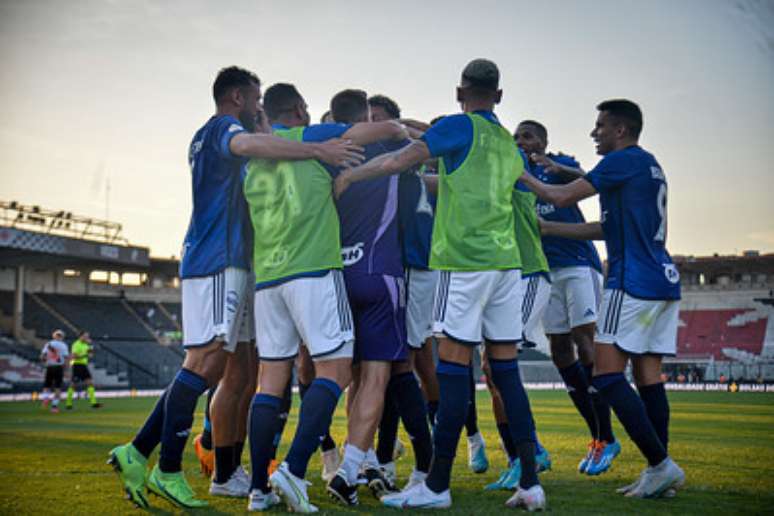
[427,400,439,428]
[559,361,598,439]
[201,386,215,450]
[270,381,293,460]
[132,387,168,458]
[249,393,282,491]
[488,358,538,489]
[392,372,433,473]
[298,380,335,452]
[285,378,342,479]
[159,369,208,472]
[215,445,235,483]
[234,440,244,467]
[497,422,518,462]
[465,370,479,436]
[638,382,669,453]
[377,387,400,465]
[593,373,667,466]
[426,361,470,493]
[583,363,615,443]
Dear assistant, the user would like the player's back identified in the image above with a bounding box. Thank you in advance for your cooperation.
[337,140,407,277]
[587,145,680,300]
[181,115,251,279]
[398,168,435,271]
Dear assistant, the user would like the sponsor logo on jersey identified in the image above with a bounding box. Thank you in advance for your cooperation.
[536,203,556,216]
[341,242,364,266]
[650,166,665,181]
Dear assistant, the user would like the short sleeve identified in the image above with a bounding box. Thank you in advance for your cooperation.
[216,117,246,159]
[421,114,472,158]
[585,152,638,193]
[302,123,350,143]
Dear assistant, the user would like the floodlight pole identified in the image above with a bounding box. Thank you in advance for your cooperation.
[13,265,24,340]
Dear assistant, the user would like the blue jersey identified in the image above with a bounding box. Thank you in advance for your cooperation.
[585,146,680,300]
[398,170,436,270]
[253,123,352,289]
[180,115,251,278]
[337,140,408,278]
[533,153,602,272]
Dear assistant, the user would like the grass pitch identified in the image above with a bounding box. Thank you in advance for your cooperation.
[1,390,773,515]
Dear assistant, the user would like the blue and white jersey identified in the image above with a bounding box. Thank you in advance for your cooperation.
[398,169,436,270]
[585,145,680,300]
[533,153,602,273]
[336,140,408,278]
[180,115,251,279]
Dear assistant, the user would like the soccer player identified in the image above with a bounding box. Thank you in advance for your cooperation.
[65,331,102,409]
[335,58,546,511]
[483,161,554,492]
[370,95,439,487]
[40,329,69,413]
[107,66,362,510]
[521,99,685,498]
[515,120,619,475]
[325,90,433,505]
[243,82,405,513]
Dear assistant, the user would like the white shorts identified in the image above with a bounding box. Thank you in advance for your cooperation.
[543,266,603,334]
[255,270,354,361]
[596,289,679,355]
[433,269,522,345]
[521,274,552,345]
[406,268,440,349]
[181,267,255,352]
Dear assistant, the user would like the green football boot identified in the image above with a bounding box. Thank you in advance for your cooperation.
[147,464,208,508]
[107,443,149,508]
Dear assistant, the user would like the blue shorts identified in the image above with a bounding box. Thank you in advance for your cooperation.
[344,272,408,362]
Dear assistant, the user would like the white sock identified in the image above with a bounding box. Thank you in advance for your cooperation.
[468,431,484,445]
[52,398,59,407]
[364,448,379,469]
[339,444,366,485]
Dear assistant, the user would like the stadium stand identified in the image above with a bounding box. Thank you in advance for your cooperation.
[98,340,182,388]
[39,294,155,341]
[128,301,179,333]
[677,309,768,359]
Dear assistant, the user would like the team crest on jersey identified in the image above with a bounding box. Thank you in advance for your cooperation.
[663,263,680,284]
[341,242,364,266]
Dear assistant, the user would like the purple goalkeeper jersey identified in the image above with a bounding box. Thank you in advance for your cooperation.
[335,140,409,278]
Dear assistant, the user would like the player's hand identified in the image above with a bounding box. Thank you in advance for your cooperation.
[254,104,272,134]
[334,170,353,199]
[317,139,364,168]
[531,153,561,173]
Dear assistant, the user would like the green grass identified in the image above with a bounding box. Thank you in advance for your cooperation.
[1,391,773,515]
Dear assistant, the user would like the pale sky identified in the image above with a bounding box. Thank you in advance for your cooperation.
[1,0,772,260]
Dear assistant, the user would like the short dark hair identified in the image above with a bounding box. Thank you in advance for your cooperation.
[212,66,260,103]
[320,110,333,123]
[331,89,368,124]
[263,83,303,121]
[368,95,401,120]
[597,99,643,138]
[517,120,547,142]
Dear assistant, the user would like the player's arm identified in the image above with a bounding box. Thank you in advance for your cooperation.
[341,121,409,146]
[532,154,586,182]
[540,220,604,240]
[230,133,364,168]
[422,173,439,195]
[400,118,431,138]
[334,140,431,198]
[519,172,596,208]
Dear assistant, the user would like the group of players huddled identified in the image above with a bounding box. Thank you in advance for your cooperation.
[107,58,685,512]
